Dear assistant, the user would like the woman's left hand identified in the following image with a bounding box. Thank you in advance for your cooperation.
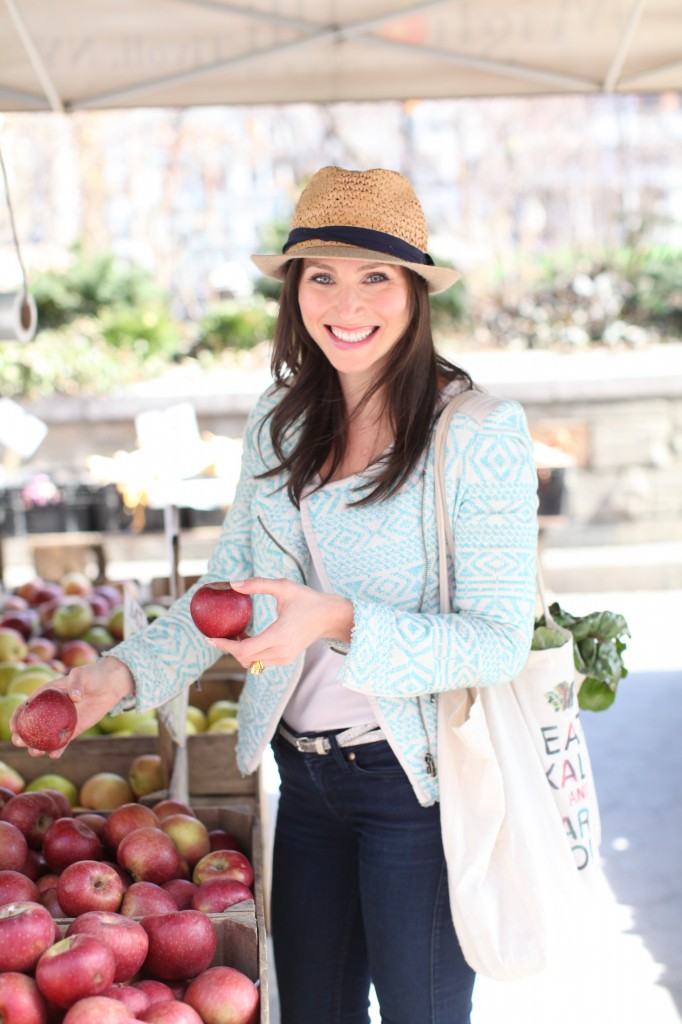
[207,577,353,671]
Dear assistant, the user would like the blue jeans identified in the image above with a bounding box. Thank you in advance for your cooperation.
[270,727,475,1024]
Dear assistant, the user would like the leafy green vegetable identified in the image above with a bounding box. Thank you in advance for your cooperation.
[530,625,570,650]
[532,602,630,712]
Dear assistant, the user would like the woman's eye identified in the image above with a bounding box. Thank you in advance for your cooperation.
[365,272,388,283]
[311,273,333,284]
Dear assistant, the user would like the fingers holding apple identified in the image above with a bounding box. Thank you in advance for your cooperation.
[9,657,136,758]
[202,577,353,671]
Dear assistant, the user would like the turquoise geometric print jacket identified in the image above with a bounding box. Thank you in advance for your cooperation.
[109,383,538,806]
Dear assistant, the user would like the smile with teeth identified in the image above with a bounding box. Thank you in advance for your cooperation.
[328,325,377,343]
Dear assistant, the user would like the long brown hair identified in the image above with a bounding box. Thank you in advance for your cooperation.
[258,260,472,507]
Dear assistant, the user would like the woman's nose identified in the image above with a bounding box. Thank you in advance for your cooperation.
[334,284,363,318]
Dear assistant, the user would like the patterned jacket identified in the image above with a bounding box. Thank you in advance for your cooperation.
[109,383,538,806]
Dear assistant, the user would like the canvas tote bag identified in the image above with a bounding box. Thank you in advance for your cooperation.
[435,390,601,981]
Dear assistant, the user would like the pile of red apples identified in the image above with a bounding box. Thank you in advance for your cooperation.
[0,788,259,1023]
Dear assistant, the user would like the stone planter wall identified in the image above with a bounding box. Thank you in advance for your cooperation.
[16,347,682,550]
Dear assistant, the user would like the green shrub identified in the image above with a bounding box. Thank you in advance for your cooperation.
[193,297,277,354]
[99,303,183,359]
[0,319,161,400]
[430,275,468,334]
[30,246,166,329]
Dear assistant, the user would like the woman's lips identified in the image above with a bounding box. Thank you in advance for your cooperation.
[326,325,378,346]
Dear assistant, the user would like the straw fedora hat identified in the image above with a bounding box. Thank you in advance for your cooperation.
[251,166,459,294]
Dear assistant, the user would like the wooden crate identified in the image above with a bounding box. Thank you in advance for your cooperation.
[0,731,257,799]
[0,658,256,799]
[54,805,268,1022]
[190,805,269,1022]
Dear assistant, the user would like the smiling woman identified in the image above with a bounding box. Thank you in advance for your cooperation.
[9,166,540,1024]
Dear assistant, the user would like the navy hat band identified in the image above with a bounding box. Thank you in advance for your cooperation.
[283,225,434,266]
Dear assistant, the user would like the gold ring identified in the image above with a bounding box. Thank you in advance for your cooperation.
[250,660,265,675]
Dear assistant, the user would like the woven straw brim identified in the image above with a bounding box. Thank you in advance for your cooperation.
[251,244,459,295]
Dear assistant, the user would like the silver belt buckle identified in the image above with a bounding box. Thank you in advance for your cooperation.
[295,735,330,755]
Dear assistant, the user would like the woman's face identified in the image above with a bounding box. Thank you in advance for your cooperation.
[297,258,411,393]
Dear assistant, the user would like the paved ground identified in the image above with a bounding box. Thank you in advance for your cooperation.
[264,589,682,1023]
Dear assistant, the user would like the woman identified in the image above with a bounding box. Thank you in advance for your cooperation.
[11,166,538,1023]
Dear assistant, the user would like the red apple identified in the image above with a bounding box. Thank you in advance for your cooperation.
[208,828,242,853]
[192,849,253,888]
[57,860,124,916]
[103,803,159,852]
[44,817,104,872]
[1,792,57,850]
[184,966,259,1024]
[14,688,78,752]
[66,911,149,983]
[27,636,58,662]
[0,593,28,611]
[27,581,64,607]
[0,900,56,972]
[191,877,253,914]
[120,881,178,917]
[0,971,48,1024]
[117,827,184,885]
[62,994,134,1023]
[37,787,74,818]
[0,785,17,811]
[0,609,40,641]
[51,599,94,640]
[139,1000,203,1023]
[162,878,198,910]
[141,910,217,981]
[0,820,29,870]
[60,640,99,668]
[133,980,176,1006]
[76,812,108,838]
[0,869,39,905]
[36,873,60,895]
[35,934,116,1008]
[102,983,151,1016]
[21,847,47,881]
[88,594,112,618]
[160,814,210,869]
[102,860,133,892]
[94,585,122,609]
[189,582,252,639]
[39,887,65,918]
[152,799,195,821]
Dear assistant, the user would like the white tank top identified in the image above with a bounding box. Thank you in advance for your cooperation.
[282,491,377,733]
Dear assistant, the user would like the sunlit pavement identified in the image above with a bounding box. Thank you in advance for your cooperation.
[265,590,682,1023]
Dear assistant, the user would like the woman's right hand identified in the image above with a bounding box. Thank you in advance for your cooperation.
[9,655,136,759]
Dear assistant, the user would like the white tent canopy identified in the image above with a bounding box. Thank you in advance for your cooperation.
[1,0,681,113]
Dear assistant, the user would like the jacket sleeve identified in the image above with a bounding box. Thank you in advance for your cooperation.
[105,390,273,712]
[338,400,538,698]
